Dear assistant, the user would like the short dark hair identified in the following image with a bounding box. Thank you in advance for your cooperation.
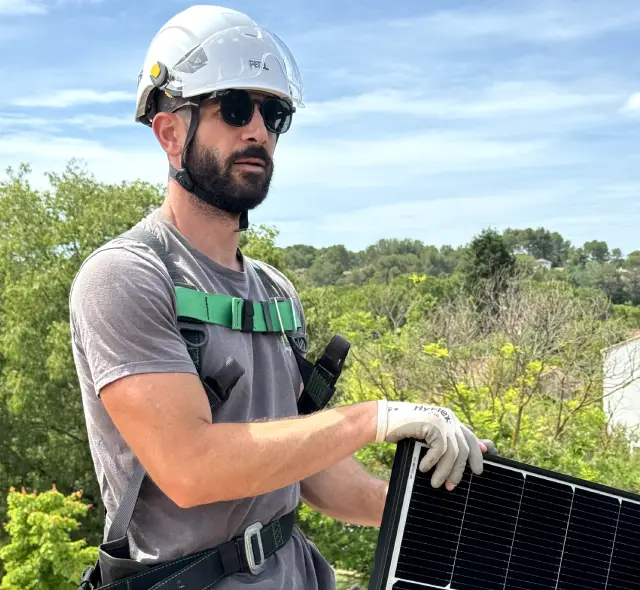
[155,91,186,113]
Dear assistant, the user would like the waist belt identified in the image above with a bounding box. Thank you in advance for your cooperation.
[80,510,295,590]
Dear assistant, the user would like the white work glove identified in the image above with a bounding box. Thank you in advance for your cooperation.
[376,401,489,489]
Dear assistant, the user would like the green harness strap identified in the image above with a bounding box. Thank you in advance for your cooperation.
[175,286,301,333]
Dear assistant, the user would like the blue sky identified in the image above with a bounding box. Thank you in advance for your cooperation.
[1,0,639,253]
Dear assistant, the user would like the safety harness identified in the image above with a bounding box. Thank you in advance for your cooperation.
[78,226,350,590]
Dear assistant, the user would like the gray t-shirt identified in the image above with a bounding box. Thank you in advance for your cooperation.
[69,208,336,589]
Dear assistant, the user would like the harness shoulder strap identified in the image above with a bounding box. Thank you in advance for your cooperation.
[100,226,245,546]
[120,226,190,285]
[119,226,205,368]
[250,259,351,416]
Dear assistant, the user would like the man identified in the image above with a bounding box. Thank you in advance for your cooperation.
[70,5,491,590]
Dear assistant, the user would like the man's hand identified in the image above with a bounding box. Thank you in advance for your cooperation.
[376,401,492,490]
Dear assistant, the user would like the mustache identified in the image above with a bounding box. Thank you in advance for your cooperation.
[229,145,273,169]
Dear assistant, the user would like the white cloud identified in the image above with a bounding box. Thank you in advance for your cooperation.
[419,3,640,44]
[0,133,165,188]
[0,133,109,160]
[265,181,640,252]
[0,0,46,15]
[321,191,553,235]
[0,112,133,131]
[0,124,557,202]
[13,89,135,108]
[0,0,100,15]
[299,1,640,51]
[297,82,619,127]
[2,0,637,256]
[273,130,558,190]
[0,114,51,129]
[2,127,636,256]
[264,187,566,249]
[63,114,134,128]
[621,93,640,115]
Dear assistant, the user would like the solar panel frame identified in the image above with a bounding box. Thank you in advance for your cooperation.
[369,438,640,590]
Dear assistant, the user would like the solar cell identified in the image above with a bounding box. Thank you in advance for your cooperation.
[369,439,640,590]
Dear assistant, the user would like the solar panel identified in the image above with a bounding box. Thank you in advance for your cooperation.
[369,438,640,590]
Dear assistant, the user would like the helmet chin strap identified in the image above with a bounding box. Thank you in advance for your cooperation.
[168,98,250,233]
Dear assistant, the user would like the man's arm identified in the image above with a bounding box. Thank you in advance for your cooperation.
[71,245,379,510]
[101,371,380,509]
[300,457,388,527]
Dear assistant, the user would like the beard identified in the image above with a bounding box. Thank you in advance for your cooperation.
[184,140,274,216]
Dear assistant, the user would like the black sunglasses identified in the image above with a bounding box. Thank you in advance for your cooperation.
[205,89,295,134]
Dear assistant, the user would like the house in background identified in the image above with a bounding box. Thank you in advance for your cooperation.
[603,332,640,443]
[536,258,553,270]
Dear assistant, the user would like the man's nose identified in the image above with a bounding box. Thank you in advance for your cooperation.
[241,103,269,144]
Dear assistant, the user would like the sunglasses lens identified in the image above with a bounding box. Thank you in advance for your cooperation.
[219,90,254,127]
[262,98,293,134]
[217,90,293,134]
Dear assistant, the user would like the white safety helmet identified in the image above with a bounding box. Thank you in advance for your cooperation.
[135,5,304,126]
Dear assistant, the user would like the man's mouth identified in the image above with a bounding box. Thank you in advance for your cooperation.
[234,158,266,170]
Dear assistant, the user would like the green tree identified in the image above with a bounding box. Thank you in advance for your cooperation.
[610,248,624,267]
[297,275,639,585]
[238,224,290,278]
[583,240,610,264]
[283,244,317,270]
[624,250,640,270]
[566,261,628,305]
[2,159,640,588]
[368,253,424,284]
[567,246,588,267]
[421,244,464,276]
[459,228,516,299]
[362,238,425,262]
[612,304,640,328]
[306,245,352,286]
[503,227,571,267]
[0,161,163,548]
[0,486,98,590]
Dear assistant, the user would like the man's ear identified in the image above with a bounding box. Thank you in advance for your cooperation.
[152,111,189,158]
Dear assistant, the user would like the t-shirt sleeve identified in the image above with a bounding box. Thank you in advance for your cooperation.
[69,242,198,396]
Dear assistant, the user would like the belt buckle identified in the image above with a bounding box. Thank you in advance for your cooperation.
[244,522,266,575]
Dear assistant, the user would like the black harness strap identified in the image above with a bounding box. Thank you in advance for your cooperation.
[250,260,350,415]
[119,227,243,412]
[105,463,146,545]
[80,351,248,590]
[80,511,294,590]
[119,228,202,366]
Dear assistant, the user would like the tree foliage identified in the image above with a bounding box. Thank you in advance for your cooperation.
[238,224,290,278]
[0,486,97,590]
[0,162,164,546]
[502,227,572,267]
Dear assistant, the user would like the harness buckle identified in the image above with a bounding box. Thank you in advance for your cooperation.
[244,522,266,575]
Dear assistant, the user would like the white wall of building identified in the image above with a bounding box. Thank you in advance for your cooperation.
[603,336,640,440]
